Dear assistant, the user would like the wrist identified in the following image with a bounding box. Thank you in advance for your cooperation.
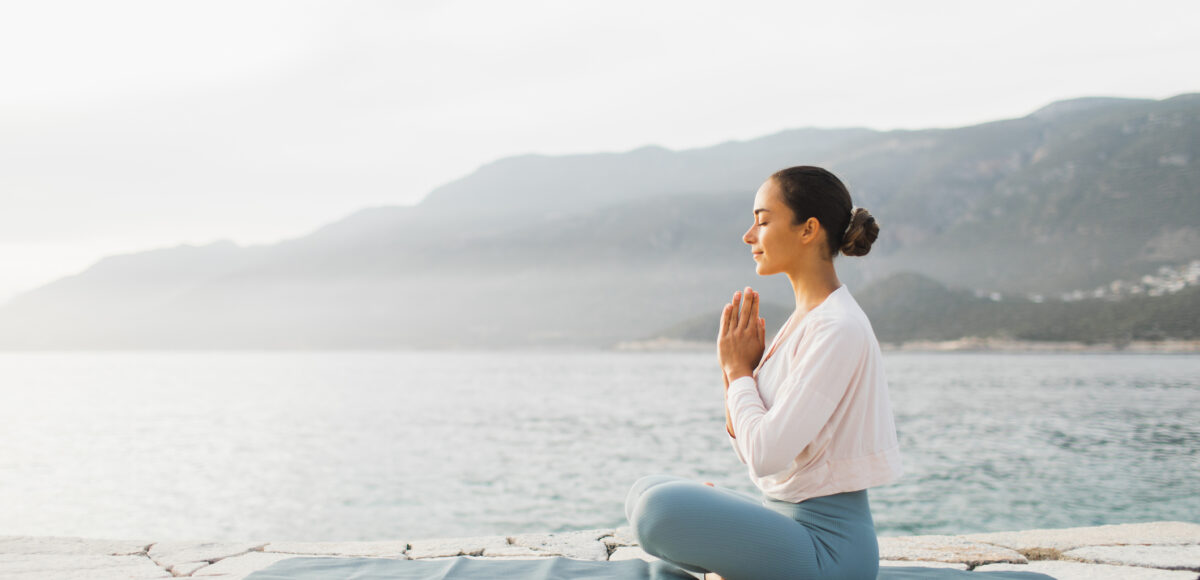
[724,367,753,383]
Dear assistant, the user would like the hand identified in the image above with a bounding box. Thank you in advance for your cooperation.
[718,286,765,381]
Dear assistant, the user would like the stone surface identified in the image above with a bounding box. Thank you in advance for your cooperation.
[148,541,265,575]
[877,534,1027,566]
[879,560,969,569]
[193,551,312,579]
[609,545,657,563]
[975,560,1200,579]
[479,545,550,558]
[405,535,513,559]
[0,536,150,556]
[963,521,1200,552]
[263,540,408,558]
[1063,544,1200,571]
[172,559,215,576]
[602,526,638,550]
[3,521,1197,578]
[507,529,611,561]
[0,554,169,579]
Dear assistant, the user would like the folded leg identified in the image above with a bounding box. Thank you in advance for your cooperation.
[626,475,820,580]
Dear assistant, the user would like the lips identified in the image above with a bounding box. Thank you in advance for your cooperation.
[752,251,764,259]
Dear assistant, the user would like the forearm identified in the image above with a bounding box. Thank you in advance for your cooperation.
[723,372,735,438]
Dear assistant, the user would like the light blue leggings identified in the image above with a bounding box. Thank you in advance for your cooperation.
[626,474,880,580]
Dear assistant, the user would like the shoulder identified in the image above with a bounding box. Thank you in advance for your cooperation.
[799,289,871,348]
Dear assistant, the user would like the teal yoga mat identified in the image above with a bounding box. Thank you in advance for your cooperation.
[245,555,1057,579]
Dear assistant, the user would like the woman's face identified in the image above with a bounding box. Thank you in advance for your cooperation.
[743,178,820,276]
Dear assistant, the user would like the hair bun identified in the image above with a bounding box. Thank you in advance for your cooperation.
[840,208,879,257]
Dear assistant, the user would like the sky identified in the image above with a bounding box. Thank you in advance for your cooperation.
[1,0,1198,304]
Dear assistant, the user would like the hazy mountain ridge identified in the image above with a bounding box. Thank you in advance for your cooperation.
[654,271,1200,346]
[0,94,1196,349]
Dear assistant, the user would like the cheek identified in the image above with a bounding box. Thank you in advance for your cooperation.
[761,231,790,260]
[761,229,777,252]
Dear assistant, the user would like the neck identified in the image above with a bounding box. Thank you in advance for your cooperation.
[785,259,841,314]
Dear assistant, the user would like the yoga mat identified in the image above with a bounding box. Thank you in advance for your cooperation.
[245,555,1057,579]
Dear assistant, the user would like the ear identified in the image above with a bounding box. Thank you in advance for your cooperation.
[798,217,822,245]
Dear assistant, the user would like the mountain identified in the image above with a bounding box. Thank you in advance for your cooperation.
[0,94,1196,349]
[653,271,1200,346]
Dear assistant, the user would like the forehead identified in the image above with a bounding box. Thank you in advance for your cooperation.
[753,179,780,209]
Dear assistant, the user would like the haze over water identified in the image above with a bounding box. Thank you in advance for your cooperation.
[0,351,1195,541]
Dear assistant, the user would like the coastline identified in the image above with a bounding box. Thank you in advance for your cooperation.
[613,337,1200,354]
[4,521,1198,580]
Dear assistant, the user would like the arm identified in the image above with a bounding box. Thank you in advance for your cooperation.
[724,370,747,465]
[724,371,735,438]
[725,374,748,465]
[726,317,866,478]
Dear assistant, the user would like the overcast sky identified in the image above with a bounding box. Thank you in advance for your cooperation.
[2,0,1198,303]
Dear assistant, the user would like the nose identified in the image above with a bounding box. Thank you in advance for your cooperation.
[743,223,755,245]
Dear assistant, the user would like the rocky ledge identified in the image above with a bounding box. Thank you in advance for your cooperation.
[2,521,1197,580]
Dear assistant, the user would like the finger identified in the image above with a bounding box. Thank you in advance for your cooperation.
[750,289,760,324]
[738,287,753,329]
[719,303,732,337]
[729,290,741,329]
[759,317,765,345]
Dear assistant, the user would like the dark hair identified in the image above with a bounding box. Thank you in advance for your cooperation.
[769,165,879,257]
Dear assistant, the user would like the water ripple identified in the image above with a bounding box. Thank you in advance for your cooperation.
[0,351,1196,541]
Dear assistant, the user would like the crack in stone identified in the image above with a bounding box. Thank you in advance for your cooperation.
[141,543,173,576]
[109,542,155,557]
[1018,547,1063,560]
[144,543,272,577]
[144,542,202,578]
[203,543,269,565]
[597,534,618,558]
[180,563,209,577]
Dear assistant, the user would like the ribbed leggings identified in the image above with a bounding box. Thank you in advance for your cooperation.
[625,475,880,580]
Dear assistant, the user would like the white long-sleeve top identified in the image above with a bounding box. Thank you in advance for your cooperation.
[726,285,903,502]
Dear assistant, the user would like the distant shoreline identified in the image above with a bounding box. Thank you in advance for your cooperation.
[613,337,1200,354]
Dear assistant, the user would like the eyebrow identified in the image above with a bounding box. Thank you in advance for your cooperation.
[754,209,771,215]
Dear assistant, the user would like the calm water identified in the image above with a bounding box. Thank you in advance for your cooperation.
[0,351,1196,541]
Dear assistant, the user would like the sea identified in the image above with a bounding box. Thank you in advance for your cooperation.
[0,351,1196,542]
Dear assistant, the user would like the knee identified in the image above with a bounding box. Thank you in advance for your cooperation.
[624,474,681,522]
[629,480,697,549]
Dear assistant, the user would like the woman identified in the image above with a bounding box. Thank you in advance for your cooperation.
[625,165,900,580]
[250,166,1053,580]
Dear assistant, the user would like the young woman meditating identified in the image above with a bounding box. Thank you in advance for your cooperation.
[246,167,1055,580]
[625,165,901,580]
